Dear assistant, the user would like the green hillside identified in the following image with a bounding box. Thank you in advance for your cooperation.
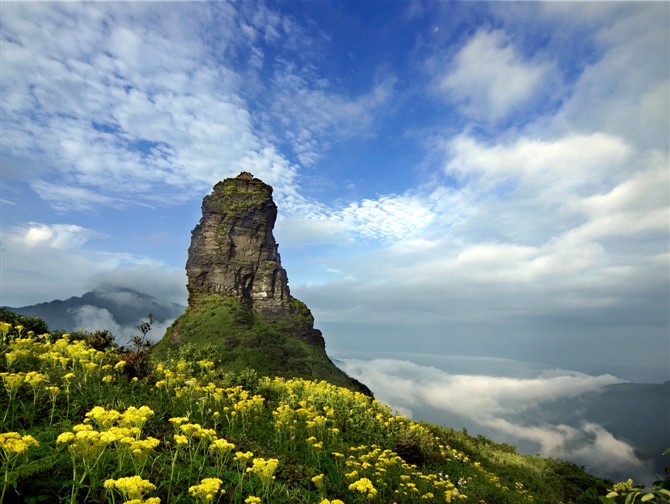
[154,295,370,395]
[0,315,624,504]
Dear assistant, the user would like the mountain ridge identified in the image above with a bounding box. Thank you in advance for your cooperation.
[3,286,185,335]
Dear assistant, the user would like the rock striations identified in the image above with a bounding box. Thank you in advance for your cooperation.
[186,172,291,319]
[158,172,370,395]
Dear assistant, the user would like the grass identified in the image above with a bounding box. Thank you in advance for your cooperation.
[0,321,614,504]
[155,295,370,394]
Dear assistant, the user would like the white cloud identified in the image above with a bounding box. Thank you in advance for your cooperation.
[1,2,377,213]
[572,155,669,242]
[339,358,659,483]
[342,358,622,419]
[269,65,395,166]
[0,223,185,307]
[14,223,103,250]
[69,305,176,346]
[569,423,655,483]
[444,132,632,197]
[438,29,557,122]
[277,190,440,244]
[547,3,669,152]
[335,193,437,241]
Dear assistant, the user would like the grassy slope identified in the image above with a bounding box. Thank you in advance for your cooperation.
[0,327,610,504]
[154,295,369,394]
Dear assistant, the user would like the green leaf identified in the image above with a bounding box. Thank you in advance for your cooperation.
[641,494,654,502]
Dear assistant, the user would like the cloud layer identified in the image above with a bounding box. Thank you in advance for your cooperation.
[339,358,661,484]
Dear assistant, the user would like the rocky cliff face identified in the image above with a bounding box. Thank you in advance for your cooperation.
[187,172,291,320]
[161,172,370,395]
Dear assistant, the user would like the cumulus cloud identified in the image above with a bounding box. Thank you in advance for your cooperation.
[276,189,441,246]
[20,223,104,249]
[339,358,659,483]
[444,132,632,194]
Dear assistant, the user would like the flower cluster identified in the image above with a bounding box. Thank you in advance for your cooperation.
[348,477,378,499]
[247,456,279,485]
[0,432,39,455]
[57,405,159,477]
[188,477,223,503]
[105,475,160,503]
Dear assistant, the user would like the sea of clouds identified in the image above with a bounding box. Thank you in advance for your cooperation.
[339,357,663,484]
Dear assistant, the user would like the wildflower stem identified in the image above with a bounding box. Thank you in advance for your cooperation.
[2,465,12,504]
[167,446,179,504]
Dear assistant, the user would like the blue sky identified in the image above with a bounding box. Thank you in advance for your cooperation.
[1,1,668,389]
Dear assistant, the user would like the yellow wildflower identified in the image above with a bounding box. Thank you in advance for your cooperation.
[189,477,223,503]
[209,438,235,454]
[348,478,378,499]
[104,475,156,500]
[85,406,121,429]
[612,479,634,492]
[1,372,23,393]
[119,406,154,429]
[234,450,254,463]
[247,457,279,484]
[0,432,39,454]
[123,437,160,457]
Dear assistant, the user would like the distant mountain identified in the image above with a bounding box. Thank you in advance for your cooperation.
[3,287,185,341]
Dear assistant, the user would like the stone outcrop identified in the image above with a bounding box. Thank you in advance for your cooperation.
[186,172,291,321]
[161,171,371,395]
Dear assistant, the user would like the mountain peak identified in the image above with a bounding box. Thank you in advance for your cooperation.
[186,172,291,322]
[161,173,371,395]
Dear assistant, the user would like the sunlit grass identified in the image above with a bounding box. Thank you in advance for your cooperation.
[0,326,610,503]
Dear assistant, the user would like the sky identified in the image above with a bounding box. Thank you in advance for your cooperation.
[4,0,668,379]
[1,0,668,481]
